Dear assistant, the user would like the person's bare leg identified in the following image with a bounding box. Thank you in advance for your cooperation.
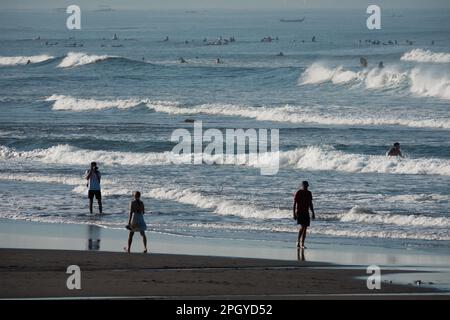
[127,232,134,253]
[297,226,304,247]
[140,231,147,253]
[301,226,308,247]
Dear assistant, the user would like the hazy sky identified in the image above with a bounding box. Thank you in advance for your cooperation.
[1,0,450,10]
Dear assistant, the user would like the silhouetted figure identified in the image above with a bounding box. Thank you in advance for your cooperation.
[113,33,118,40]
[84,162,102,214]
[26,60,31,65]
[276,52,284,56]
[360,56,368,68]
[312,36,316,42]
[125,191,148,253]
[179,57,187,63]
[378,61,384,68]
[163,36,169,42]
[387,142,403,157]
[293,181,315,249]
[216,58,222,64]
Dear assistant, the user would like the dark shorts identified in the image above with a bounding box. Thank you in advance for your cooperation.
[296,213,310,227]
[88,190,102,200]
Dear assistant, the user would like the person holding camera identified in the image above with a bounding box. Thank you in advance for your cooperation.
[84,162,102,214]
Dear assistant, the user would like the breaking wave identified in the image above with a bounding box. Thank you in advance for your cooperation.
[0,173,448,241]
[338,206,450,228]
[57,52,115,68]
[401,48,450,63]
[300,62,450,100]
[46,95,450,129]
[2,144,450,176]
[46,94,144,111]
[0,54,54,66]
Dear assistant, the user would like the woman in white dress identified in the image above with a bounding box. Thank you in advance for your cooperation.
[125,191,148,253]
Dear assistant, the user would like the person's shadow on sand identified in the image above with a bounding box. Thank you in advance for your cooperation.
[297,248,306,261]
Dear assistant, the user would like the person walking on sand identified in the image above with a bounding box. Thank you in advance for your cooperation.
[293,181,315,249]
[125,191,148,253]
[84,162,102,214]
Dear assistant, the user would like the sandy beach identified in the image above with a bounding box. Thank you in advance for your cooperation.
[1,219,450,299]
[1,248,446,300]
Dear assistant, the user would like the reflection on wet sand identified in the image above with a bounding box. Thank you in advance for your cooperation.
[86,225,101,251]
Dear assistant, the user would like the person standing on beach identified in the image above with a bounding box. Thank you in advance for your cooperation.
[84,162,102,214]
[293,181,315,249]
[126,191,148,253]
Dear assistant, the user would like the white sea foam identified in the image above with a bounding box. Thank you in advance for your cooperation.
[338,206,450,228]
[299,62,408,89]
[0,173,81,186]
[46,94,450,129]
[299,62,359,85]
[148,187,287,219]
[409,67,450,100]
[300,62,450,100]
[0,172,115,189]
[0,55,54,66]
[57,52,113,68]
[309,225,449,241]
[187,222,450,241]
[274,145,450,176]
[69,184,287,219]
[46,94,143,111]
[401,48,450,63]
[364,67,409,89]
[1,173,448,240]
[387,194,450,203]
[2,144,450,176]
[0,144,177,166]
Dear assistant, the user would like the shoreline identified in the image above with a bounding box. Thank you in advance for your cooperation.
[0,218,450,298]
[1,218,449,266]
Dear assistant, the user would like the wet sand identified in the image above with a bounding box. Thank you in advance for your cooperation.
[0,248,445,299]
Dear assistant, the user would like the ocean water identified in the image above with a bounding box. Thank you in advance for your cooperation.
[0,9,449,252]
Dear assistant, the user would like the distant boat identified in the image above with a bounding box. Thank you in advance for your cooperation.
[280,17,305,23]
[94,6,115,12]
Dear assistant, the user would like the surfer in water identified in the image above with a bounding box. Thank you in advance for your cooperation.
[387,142,403,157]
[293,181,315,249]
[360,56,368,68]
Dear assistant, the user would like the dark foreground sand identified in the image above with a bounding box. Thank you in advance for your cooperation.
[0,248,446,299]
